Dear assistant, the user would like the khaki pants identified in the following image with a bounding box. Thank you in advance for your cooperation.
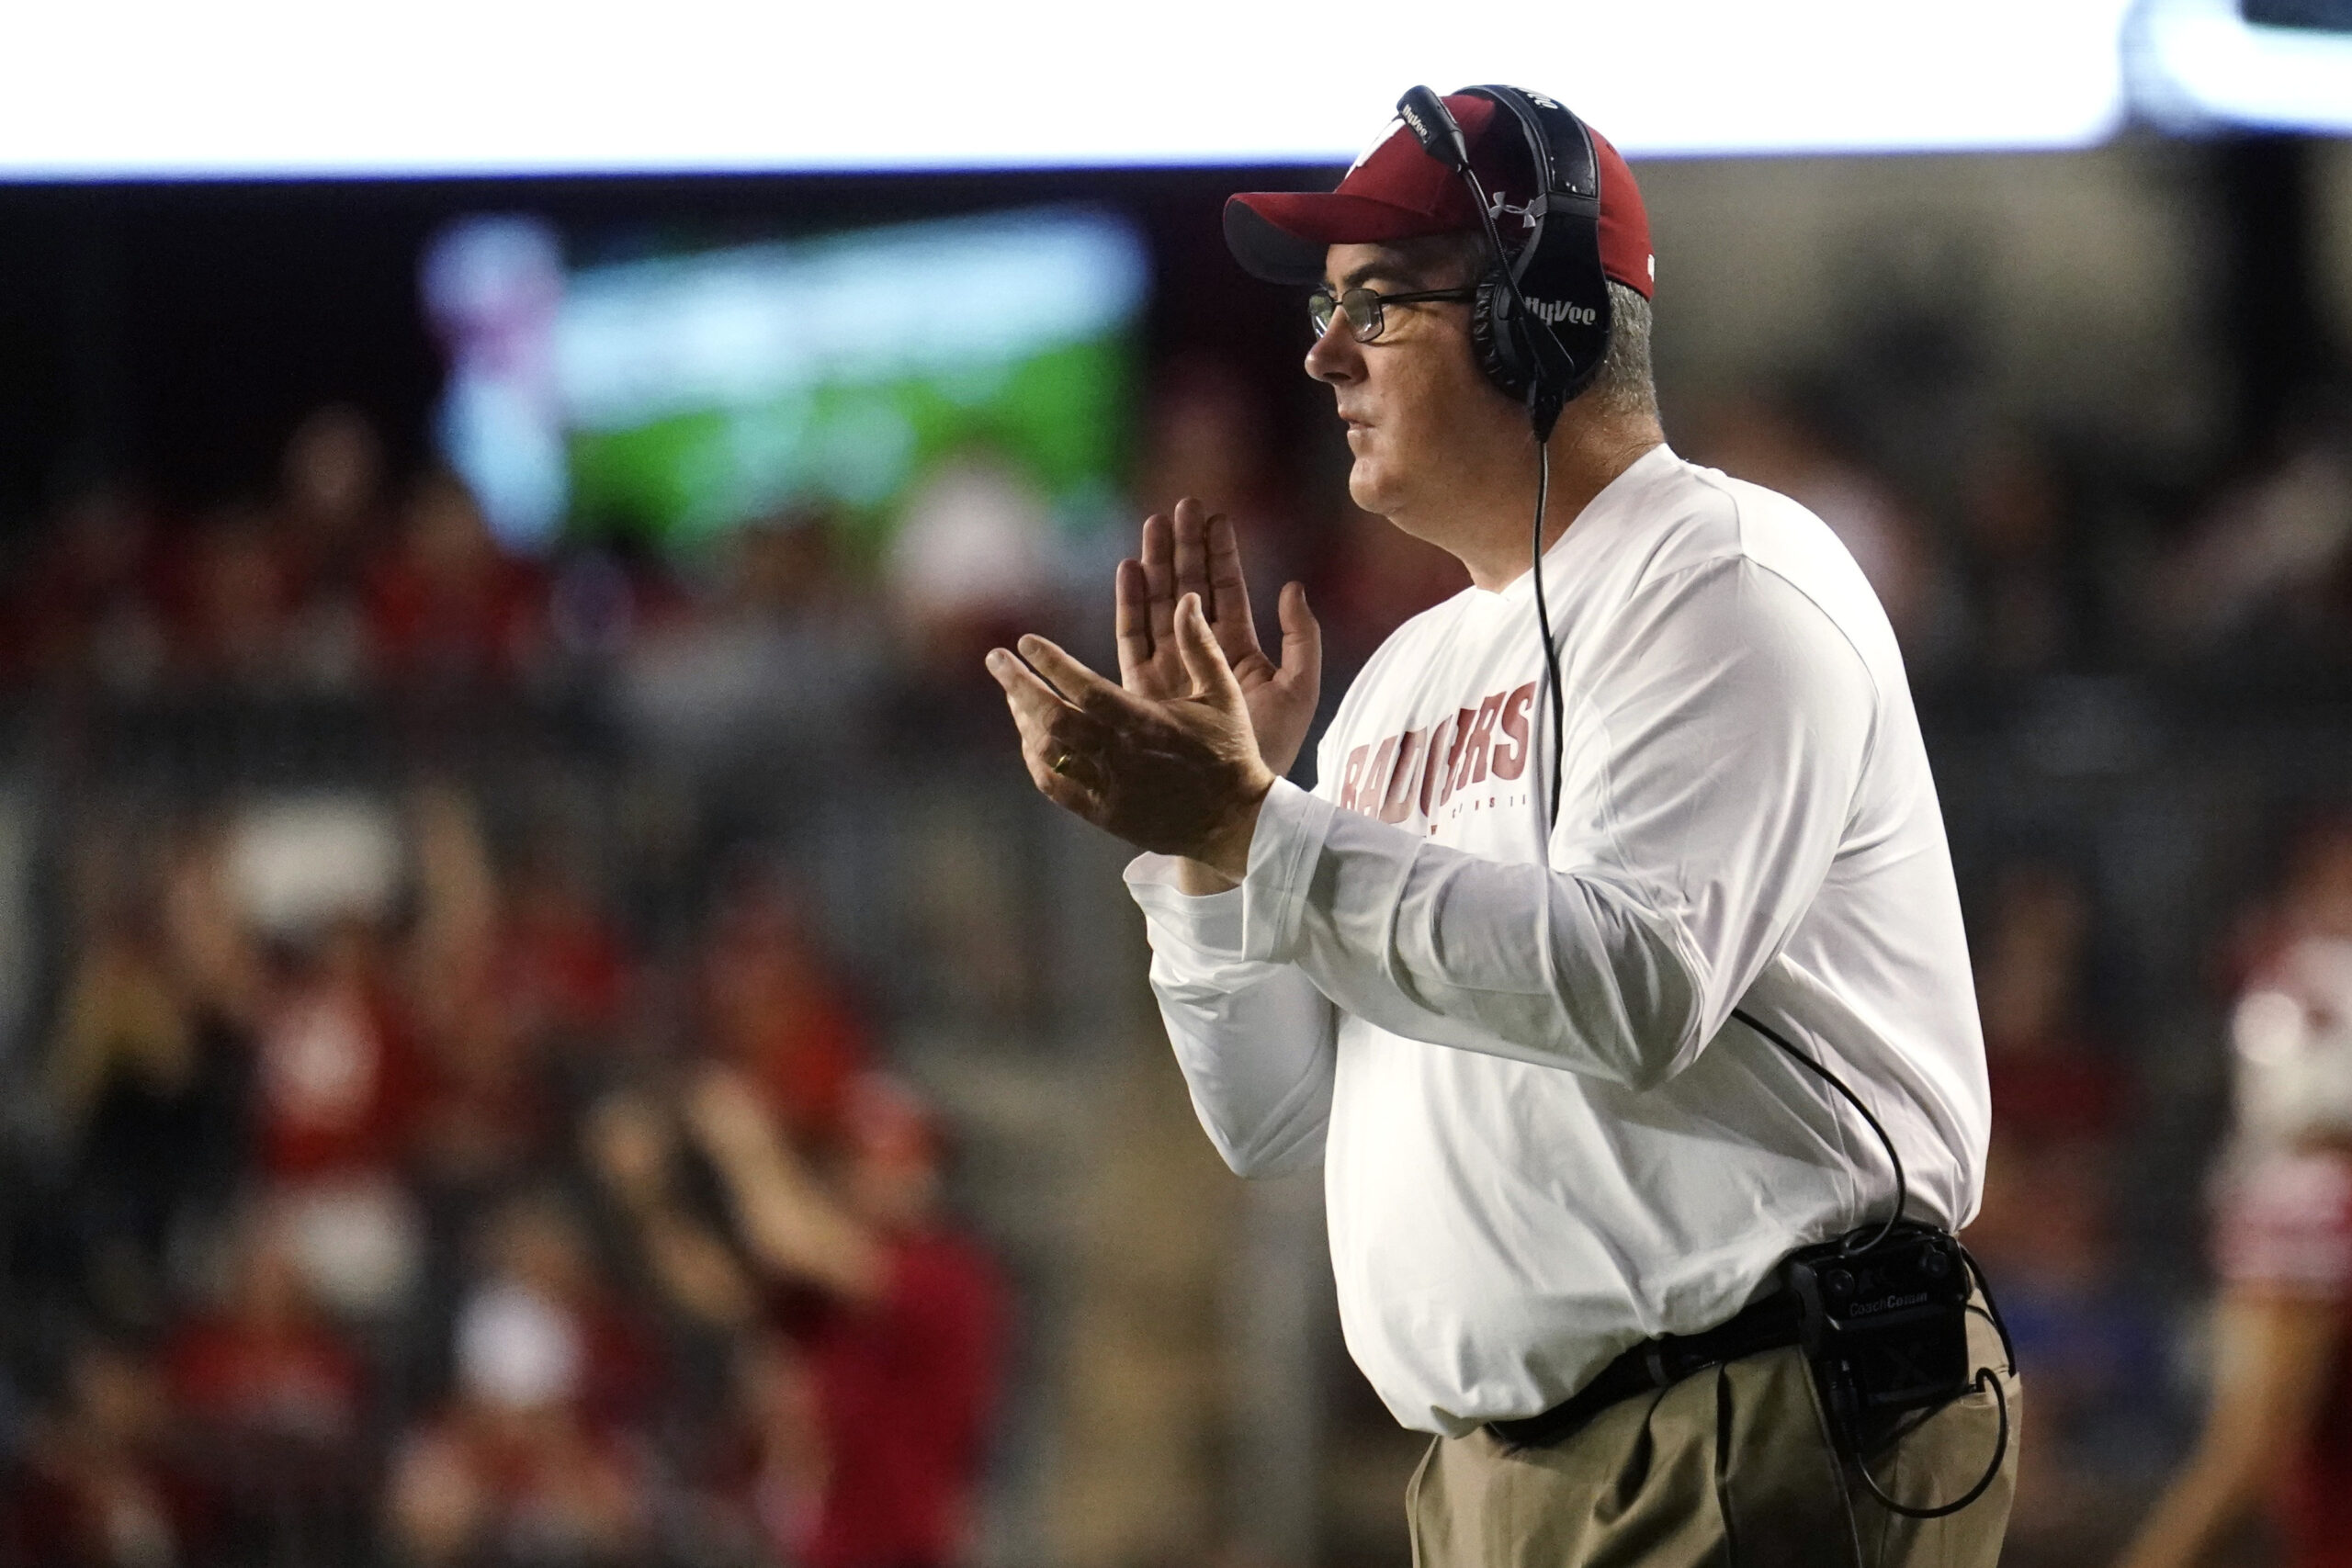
[1408,1304,2018,1568]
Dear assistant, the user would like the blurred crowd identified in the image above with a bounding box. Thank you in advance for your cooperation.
[17,367,2352,716]
[6,750,1012,1568]
[0,403,1022,1568]
[3,344,2352,1568]
[4,763,1005,1568]
[1680,392,2352,680]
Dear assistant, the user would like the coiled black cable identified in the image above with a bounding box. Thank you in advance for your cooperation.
[1727,1010,2014,1528]
[1530,435,2009,1540]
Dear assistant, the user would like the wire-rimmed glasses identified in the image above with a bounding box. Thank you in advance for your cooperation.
[1308,284,1478,343]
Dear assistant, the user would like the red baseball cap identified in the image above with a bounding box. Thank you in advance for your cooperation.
[1226,92,1654,299]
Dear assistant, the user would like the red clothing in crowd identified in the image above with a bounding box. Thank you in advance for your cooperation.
[2,1454,218,1568]
[568,1297,666,1437]
[702,913,872,1148]
[2218,1147,2352,1568]
[254,973,424,1181]
[166,1316,368,1443]
[393,1407,645,1559]
[797,1233,1005,1568]
[498,902,630,1040]
[752,990,868,1149]
[364,545,543,683]
[1984,1033,2123,1145]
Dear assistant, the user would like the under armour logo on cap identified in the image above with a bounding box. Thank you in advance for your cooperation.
[1223,90,1655,300]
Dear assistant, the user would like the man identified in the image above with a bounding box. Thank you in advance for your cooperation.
[987,87,2015,1565]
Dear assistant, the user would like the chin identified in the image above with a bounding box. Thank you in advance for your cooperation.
[1347,459,1399,519]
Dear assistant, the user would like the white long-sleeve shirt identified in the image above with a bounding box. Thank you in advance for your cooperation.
[1125,444,1988,1438]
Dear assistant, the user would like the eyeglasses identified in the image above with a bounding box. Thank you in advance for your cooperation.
[1308,285,1477,344]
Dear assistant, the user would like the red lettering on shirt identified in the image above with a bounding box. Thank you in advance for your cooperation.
[1378,730,1426,824]
[1453,694,1505,790]
[1490,683,1538,781]
[1419,715,1456,818]
[1432,708,1475,808]
[1362,737,1397,818]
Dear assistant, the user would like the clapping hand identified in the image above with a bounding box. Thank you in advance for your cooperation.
[987,500,1320,879]
[1117,499,1322,778]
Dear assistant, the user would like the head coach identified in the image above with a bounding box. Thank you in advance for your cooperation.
[988,85,2018,1567]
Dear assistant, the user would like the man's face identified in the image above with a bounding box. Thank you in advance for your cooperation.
[1307,240,1524,528]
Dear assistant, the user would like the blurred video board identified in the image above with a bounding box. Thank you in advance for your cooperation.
[422,208,1148,555]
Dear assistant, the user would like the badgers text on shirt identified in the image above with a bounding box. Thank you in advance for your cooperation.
[1335,681,1538,826]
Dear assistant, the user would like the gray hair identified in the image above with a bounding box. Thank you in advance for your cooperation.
[1586,281,1658,424]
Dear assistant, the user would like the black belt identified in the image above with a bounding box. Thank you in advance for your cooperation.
[1487,1286,1807,1450]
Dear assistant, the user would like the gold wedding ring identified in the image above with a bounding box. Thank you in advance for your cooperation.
[1050,750,1077,776]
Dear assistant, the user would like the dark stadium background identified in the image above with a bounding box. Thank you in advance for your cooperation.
[0,123,2348,1568]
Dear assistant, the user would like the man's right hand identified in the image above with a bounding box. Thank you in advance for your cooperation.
[1114,498,1320,895]
[1118,499,1321,774]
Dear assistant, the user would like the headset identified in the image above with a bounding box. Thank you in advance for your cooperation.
[1399,85,2011,1541]
[1393,85,1612,442]
[1392,83,1612,831]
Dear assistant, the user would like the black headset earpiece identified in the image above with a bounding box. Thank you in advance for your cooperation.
[1470,274,1538,409]
[1393,84,1612,441]
[1394,84,1615,832]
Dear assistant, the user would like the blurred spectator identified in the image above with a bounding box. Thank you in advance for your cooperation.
[3,480,168,692]
[46,828,255,1322]
[2112,929,2352,1568]
[2227,813,2352,990]
[253,917,419,1184]
[271,405,390,691]
[366,469,546,688]
[688,1068,1002,1568]
[1134,357,1268,525]
[275,405,390,597]
[1316,508,1469,674]
[497,838,630,1046]
[697,871,872,1149]
[169,503,294,691]
[166,1201,368,1449]
[164,1201,371,1562]
[2,1337,218,1568]
[1975,861,2123,1145]
[251,917,428,1322]
[404,792,577,1205]
[1957,434,2080,673]
[1963,862,2160,1558]
[385,1278,648,1568]
[592,1067,1003,1568]
[622,509,889,773]
[1968,1132,2165,1559]
[467,1191,662,1438]
[2146,411,2352,661]
[886,450,1059,678]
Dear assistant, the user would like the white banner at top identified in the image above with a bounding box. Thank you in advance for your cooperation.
[2,0,2143,177]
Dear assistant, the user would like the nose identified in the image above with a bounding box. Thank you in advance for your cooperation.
[1305,310,1362,387]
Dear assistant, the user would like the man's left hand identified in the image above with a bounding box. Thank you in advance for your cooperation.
[987,592,1276,878]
